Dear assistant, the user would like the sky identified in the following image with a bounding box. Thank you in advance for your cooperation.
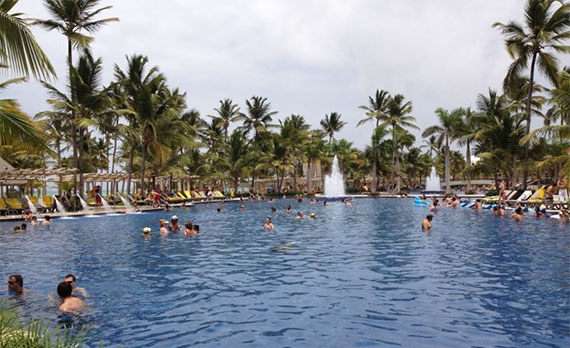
[9,0,530,150]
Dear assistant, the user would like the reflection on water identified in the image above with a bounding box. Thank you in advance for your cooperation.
[0,199,568,347]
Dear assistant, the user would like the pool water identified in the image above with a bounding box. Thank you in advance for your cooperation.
[1,199,569,347]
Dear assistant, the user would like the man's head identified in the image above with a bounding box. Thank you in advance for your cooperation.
[8,275,23,294]
[185,221,193,230]
[57,281,73,299]
[493,206,498,212]
[426,214,433,221]
[171,215,178,223]
[64,274,76,288]
[515,207,523,215]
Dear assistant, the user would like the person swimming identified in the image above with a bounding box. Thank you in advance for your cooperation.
[430,199,440,212]
[272,242,295,253]
[57,281,84,313]
[64,274,88,297]
[192,224,200,233]
[169,216,180,232]
[217,208,222,214]
[240,205,245,211]
[270,207,277,213]
[296,211,304,219]
[264,217,274,230]
[142,227,151,239]
[184,221,195,236]
[345,199,352,206]
[492,206,506,216]
[30,216,38,227]
[159,219,168,235]
[8,274,24,296]
[471,199,483,210]
[285,205,292,213]
[310,213,316,219]
[42,215,52,225]
[511,207,524,222]
[534,206,545,218]
[421,214,433,230]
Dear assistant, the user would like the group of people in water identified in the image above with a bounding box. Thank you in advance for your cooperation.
[12,213,51,232]
[143,215,200,239]
[7,273,87,314]
[421,191,569,230]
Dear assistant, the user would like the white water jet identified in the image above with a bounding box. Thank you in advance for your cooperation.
[324,155,346,197]
[53,195,68,215]
[76,194,93,213]
[119,195,136,213]
[99,194,114,214]
[424,167,442,192]
[25,195,37,214]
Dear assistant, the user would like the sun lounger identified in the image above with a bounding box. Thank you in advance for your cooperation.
[527,188,546,203]
[192,191,202,199]
[5,198,24,214]
[0,199,7,215]
[517,190,532,202]
[214,191,225,198]
[183,191,193,199]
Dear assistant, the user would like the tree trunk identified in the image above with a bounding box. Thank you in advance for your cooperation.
[372,159,377,193]
[445,135,450,193]
[522,50,538,190]
[293,161,297,192]
[466,141,472,192]
[127,144,135,195]
[68,39,79,194]
[56,139,62,196]
[306,160,312,194]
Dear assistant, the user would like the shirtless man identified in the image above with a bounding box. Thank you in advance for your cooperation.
[57,281,84,313]
[184,221,195,236]
[42,215,52,226]
[510,207,524,222]
[430,199,440,212]
[169,216,181,232]
[534,206,545,218]
[492,206,506,216]
[264,217,274,230]
[421,214,433,230]
[472,199,483,210]
[8,275,24,296]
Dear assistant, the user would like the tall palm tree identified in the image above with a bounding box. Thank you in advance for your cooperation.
[34,0,117,190]
[305,130,326,194]
[421,135,442,158]
[493,0,570,189]
[209,98,242,141]
[456,107,478,192]
[380,94,418,192]
[280,114,309,191]
[422,108,463,193]
[242,96,277,147]
[320,112,346,145]
[358,89,390,192]
[0,0,55,79]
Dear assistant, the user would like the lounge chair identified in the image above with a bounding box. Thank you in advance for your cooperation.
[5,198,24,214]
[517,190,533,202]
[214,191,225,198]
[0,199,7,215]
[183,191,193,200]
[527,188,546,203]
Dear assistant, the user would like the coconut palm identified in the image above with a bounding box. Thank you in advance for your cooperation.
[358,89,390,192]
[422,108,463,193]
[34,0,117,190]
[493,0,570,188]
[242,96,277,147]
[320,112,346,145]
[421,135,442,158]
[221,129,249,192]
[456,107,478,192]
[280,114,309,191]
[379,94,418,192]
[209,98,242,141]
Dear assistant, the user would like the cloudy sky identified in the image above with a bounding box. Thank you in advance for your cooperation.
[10,0,528,149]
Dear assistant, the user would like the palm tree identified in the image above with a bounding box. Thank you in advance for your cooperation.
[0,0,55,79]
[34,0,117,190]
[242,96,277,147]
[493,0,570,189]
[209,98,242,141]
[456,107,478,192]
[358,89,390,192]
[380,94,418,192]
[222,129,249,192]
[421,135,442,158]
[422,108,463,193]
[305,130,326,194]
[280,114,309,191]
[320,112,346,145]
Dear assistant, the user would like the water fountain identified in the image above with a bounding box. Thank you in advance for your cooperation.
[119,194,136,213]
[99,194,115,214]
[25,195,37,214]
[423,167,443,193]
[53,195,68,216]
[77,194,95,215]
[324,155,346,197]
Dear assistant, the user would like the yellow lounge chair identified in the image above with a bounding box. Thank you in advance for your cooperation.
[43,196,54,208]
[214,191,225,198]
[0,199,7,215]
[527,188,546,203]
[184,191,193,199]
[5,198,24,214]
[192,191,202,199]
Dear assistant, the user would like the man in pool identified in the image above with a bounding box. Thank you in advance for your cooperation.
[421,214,433,230]
[510,207,524,222]
[472,199,483,210]
[57,281,84,313]
[42,215,52,225]
[264,217,274,230]
[270,207,276,213]
[492,206,506,216]
[296,211,304,219]
[169,216,181,232]
[239,205,245,211]
[430,199,440,212]
[64,274,88,297]
[8,274,24,296]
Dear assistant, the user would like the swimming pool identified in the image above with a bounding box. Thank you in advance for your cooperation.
[1,198,569,347]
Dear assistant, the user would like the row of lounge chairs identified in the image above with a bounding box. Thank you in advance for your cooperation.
[131,190,227,206]
[0,196,56,215]
[483,187,569,209]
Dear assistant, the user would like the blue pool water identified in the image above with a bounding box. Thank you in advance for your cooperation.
[1,198,569,347]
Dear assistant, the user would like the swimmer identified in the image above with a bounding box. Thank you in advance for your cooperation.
[21,223,27,231]
[240,205,245,211]
[169,215,180,232]
[297,197,303,203]
[310,198,316,205]
[64,274,88,297]
[269,197,274,202]
[30,216,38,227]
[42,215,52,225]
[345,199,352,206]
[534,206,545,218]
[270,207,277,213]
[8,275,24,296]
[285,205,292,214]
[310,213,316,219]
[472,199,483,210]
[164,202,173,211]
[264,217,274,230]
[323,201,328,206]
[142,227,151,239]
[421,194,427,201]
[57,281,84,313]
[13,226,21,233]
[184,221,195,236]
[296,211,304,219]
[559,210,569,223]
[216,208,222,214]
[421,214,433,230]
[24,210,33,221]
[192,224,200,233]
[510,207,524,222]
[492,206,506,216]
[159,219,168,235]
[430,199,440,212]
